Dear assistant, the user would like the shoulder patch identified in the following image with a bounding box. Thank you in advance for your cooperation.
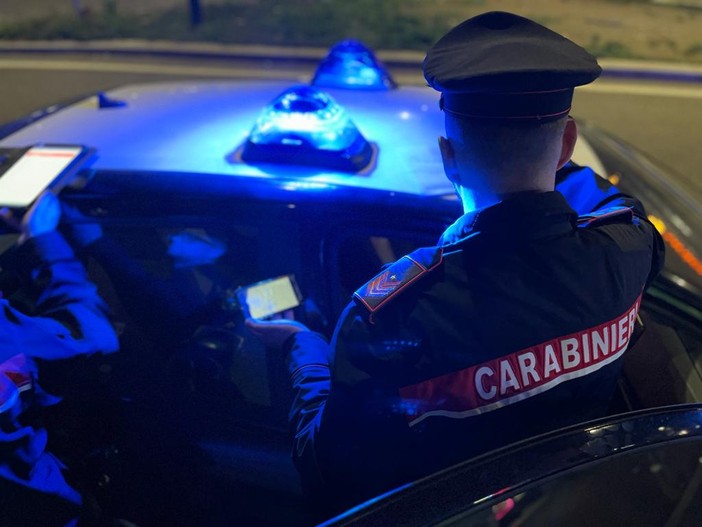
[577,206,634,228]
[353,247,443,316]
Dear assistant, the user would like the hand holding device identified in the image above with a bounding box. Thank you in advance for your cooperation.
[21,191,61,241]
[235,274,308,349]
[0,191,61,242]
[61,201,103,248]
[245,317,310,350]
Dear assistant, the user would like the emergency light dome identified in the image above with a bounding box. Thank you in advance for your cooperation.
[312,40,397,91]
[240,85,374,172]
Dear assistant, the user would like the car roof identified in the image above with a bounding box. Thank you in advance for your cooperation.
[0,79,604,197]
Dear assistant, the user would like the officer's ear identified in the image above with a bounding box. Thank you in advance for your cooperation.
[557,117,578,170]
[438,136,460,184]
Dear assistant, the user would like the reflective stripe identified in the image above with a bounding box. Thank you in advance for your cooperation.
[400,294,642,427]
[0,354,33,413]
[0,375,19,414]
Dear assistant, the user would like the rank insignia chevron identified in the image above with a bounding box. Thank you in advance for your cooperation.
[354,246,443,316]
[365,270,402,296]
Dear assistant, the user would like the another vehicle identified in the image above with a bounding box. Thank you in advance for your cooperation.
[0,42,701,526]
[321,404,702,527]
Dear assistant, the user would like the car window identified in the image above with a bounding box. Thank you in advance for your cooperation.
[679,328,702,381]
[644,289,702,384]
[444,438,702,527]
[72,208,307,424]
[35,206,326,524]
[620,289,702,409]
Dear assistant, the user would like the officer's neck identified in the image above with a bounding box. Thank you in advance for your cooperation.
[456,183,552,214]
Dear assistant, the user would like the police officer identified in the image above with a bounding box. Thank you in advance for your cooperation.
[0,192,119,526]
[247,11,665,514]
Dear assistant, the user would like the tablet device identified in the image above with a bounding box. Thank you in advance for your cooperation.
[0,145,94,208]
[236,275,302,319]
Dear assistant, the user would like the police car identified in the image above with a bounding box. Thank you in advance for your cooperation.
[0,41,701,526]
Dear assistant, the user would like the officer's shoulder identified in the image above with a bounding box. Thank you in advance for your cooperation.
[353,246,443,317]
[577,206,634,228]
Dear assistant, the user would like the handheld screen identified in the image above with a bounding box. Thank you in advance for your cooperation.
[238,275,302,319]
[0,146,86,208]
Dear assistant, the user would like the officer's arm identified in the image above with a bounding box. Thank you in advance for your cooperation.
[558,162,665,285]
[285,328,331,496]
[556,161,645,215]
[285,307,366,501]
[286,307,356,505]
[4,230,119,360]
[0,192,118,359]
[287,303,410,513]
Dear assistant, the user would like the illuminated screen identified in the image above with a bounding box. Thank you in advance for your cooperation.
[242,275,301,319]
[0,146,83,207]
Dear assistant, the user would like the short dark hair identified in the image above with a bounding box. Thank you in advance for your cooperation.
[446,114,568,178]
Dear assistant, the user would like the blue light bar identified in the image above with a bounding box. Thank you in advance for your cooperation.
[312,40,397,91]
[240,85,374,173]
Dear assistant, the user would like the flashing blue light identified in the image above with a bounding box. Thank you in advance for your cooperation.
[240,85,374,172]
[312,40,397,91]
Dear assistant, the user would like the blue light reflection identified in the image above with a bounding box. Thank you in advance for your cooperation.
[279,180,336,192]
[167,230,226,268]
[315,481,414,527]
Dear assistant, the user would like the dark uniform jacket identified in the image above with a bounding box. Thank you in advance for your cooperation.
[0,232,119,526]
[285,167,665,512]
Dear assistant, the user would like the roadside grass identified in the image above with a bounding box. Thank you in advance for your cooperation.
[588,34,639,59]
[686,44,702,57]
[0,12,143,41]
[0,0,450,50]
[0,0,697,63]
